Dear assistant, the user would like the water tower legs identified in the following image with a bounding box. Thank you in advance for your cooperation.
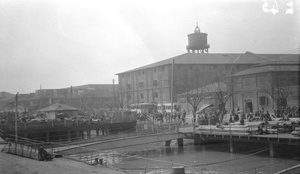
[186,49,209,54]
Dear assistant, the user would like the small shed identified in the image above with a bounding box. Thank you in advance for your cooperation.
[38,103,79,120]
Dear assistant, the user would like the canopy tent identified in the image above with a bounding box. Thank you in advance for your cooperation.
[196,104,214,114]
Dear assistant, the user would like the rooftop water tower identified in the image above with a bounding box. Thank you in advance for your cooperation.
[186,23,210,53]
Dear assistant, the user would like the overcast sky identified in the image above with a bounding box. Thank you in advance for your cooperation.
[0,0,299,94]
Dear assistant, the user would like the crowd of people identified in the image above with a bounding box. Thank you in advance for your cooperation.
[136,109,187,124]
[0,110,137,125]
[232,105,300,124]
[197,112,219,126]
[194,105,300,127]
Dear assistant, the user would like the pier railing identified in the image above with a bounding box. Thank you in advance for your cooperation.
[136,122,178,136]
[1,137,54,161]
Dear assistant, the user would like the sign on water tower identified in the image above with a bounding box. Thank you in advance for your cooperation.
[186,23,210,53]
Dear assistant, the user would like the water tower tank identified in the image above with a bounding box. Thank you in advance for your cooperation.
[186,24,210,53]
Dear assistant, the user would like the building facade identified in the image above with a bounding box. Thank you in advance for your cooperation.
[117,26,300,115]
[0,84,119,114]
[33,84,119,111]
[229,62,300,114]
[118,52,299,109]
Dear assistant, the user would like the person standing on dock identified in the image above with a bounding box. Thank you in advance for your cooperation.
[181,110,186,124]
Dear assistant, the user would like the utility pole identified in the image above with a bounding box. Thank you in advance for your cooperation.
[230,67,235,116]
[70,86,73,106]
[230,54,241,115]
[159,72,163,112]
[15,93,19,142]
[126,85,129,110]
[39,84,42,109]
[113,79,115,109]
[171,59,175,125]
[230,73,234,115]
[120,82,124,111]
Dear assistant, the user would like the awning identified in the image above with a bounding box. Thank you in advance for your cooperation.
[196,104,214,114]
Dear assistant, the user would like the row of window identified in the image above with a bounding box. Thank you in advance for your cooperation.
[242,76,267,88]
[127,95,268,105]
[127,82,147,89]
[242,75,298,88]
[121,66,166,78]
[126,80,164,89]
[127,92,160,100]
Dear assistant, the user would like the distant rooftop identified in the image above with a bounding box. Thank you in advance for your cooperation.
[36,84,118,91]
[38,103,79,112]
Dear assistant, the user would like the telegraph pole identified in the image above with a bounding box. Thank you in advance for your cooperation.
[159,72,163,112]
[39,84,42,109]
[230,54,241,115]
[231,71,234,115]
[113,79,115,109]
[70,86,73,106]
[15,93,19,142]
[171,59,175,126]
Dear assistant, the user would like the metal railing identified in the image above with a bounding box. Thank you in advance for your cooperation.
[136,122,178,136]
[1,136,54,161]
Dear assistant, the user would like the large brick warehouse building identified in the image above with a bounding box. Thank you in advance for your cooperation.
[117,26,300,115]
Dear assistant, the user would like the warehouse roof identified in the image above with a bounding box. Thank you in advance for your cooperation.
[116,52,299,74]
[230,64,300,77]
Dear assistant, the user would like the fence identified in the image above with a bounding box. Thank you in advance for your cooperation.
[136,122,178,136]
[1,136,54,161]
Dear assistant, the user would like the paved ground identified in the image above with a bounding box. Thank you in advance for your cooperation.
[0,145,123,174]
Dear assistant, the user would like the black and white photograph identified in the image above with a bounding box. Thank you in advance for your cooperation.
[0,0,299,173]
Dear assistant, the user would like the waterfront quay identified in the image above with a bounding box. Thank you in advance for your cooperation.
[2,121,299,156]
[1,121,300,174]
[0,144,122,174]
[50,124,300,174]
[55,124,300,158]
[180,127,300,158]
